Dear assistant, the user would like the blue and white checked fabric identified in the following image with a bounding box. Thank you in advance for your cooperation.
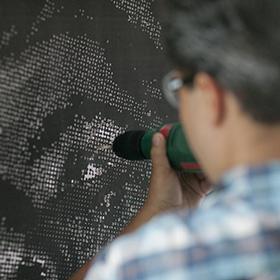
[85,160,280,280]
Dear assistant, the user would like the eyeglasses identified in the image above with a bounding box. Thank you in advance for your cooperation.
[162,70,194,108]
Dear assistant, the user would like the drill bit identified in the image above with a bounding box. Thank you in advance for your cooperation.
[95,144,112,152]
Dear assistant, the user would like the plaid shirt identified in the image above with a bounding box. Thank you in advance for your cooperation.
[85,160,280,280]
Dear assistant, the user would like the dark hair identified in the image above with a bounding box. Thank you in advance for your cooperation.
[163,0,280,124]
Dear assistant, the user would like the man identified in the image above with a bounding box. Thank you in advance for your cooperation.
[71,0,280,279]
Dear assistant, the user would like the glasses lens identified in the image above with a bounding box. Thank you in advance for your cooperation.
[162,71,183,108]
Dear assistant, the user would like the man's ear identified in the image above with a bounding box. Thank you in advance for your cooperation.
[194,72,225,125]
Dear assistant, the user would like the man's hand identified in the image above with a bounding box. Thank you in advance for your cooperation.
[146,133,212,214]
[122,132,212,234]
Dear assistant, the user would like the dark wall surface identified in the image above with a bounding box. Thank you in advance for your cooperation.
[0,0,177,279]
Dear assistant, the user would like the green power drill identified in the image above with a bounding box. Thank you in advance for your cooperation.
[112,123,201,173]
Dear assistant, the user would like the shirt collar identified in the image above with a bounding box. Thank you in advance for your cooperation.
[202,159,280,208]
[217,159,280,189]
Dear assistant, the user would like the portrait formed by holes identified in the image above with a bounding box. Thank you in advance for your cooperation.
[0,0,177,279]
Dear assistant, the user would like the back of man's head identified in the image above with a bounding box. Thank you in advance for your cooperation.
[164,0,280,124]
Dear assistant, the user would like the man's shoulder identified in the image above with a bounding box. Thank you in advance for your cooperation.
[85,162,280,279]
[136,200,260,247]
[85,204,255,279]
[85,199,280,280]
[94,202,256,266]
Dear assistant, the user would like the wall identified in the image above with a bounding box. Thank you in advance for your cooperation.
[0,0,176,279]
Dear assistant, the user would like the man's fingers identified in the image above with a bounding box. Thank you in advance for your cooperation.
[177,172,212,197]
[151,133,171,172]
[194,173,207,181]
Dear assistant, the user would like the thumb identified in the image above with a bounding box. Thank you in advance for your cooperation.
[151,133,171,172]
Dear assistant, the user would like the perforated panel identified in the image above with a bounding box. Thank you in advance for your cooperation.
[0,1,176,279]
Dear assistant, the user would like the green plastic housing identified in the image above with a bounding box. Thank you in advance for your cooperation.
[140,123,201,173]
